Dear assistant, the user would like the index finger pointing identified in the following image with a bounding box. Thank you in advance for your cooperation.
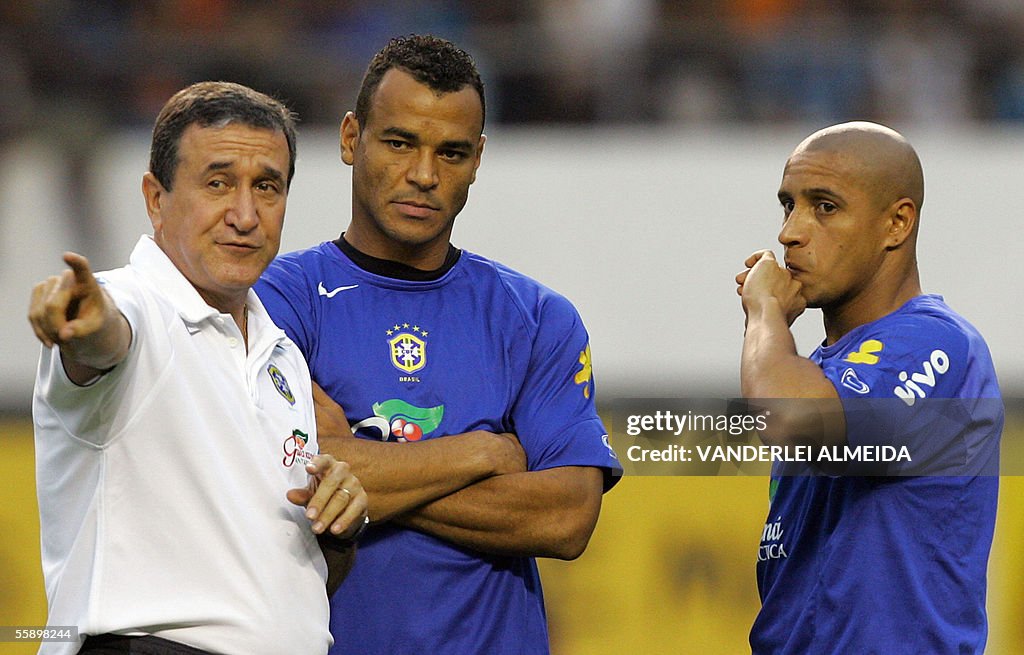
[62,252,97,288]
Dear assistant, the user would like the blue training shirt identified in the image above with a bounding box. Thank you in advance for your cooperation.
[256,241,622,655]
[750,295,1002,655]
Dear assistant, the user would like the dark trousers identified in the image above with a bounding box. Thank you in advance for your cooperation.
[79,634,218,654]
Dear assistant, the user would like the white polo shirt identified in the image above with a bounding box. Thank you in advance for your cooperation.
[33,236,331,655]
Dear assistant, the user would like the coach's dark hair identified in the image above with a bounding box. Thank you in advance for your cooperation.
[149,81,298,191]
[355,35,485,130]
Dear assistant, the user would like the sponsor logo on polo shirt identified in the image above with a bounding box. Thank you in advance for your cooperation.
[894,349,950,407]
[282,429,316,467]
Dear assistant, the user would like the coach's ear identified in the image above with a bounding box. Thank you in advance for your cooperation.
[142,172,165,234]
[340,112,359,167]
[884,197,917,250]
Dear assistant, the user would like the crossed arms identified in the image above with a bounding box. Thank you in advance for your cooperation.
[313,384,605,560]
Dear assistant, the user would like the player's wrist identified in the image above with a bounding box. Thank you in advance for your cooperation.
[459,430,502,477]
[743,295,788,325]
[325,514,370,548]
[480,431,525,476]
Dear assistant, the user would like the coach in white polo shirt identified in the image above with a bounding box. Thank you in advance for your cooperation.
[28,82,368,655]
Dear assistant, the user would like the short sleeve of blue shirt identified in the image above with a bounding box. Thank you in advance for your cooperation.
[506,287,622,486]
[813,296,1001,475]
[255,251,321,362]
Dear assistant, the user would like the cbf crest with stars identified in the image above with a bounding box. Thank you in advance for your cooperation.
[387,322,429,382]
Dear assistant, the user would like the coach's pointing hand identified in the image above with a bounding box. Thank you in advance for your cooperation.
[28,252,132,383]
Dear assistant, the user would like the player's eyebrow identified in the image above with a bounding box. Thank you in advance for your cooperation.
[437,138,475,152]
[380,127,419,143]
[380,127,475,152]
[802,187,842,200]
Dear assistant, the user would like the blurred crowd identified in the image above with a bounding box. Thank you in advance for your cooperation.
[3,0,1024,140]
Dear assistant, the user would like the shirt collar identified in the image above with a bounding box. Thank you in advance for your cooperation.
[128,235,221,324]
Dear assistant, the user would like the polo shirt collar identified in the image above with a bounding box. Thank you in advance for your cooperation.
[129,235,224,324]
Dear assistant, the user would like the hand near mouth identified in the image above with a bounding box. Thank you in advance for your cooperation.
[736,250,806,327]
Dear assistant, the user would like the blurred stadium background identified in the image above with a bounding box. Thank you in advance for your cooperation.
[2,2,1023,653]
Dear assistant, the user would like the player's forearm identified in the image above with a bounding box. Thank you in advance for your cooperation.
[395,466,604,560]
[742,299,831,399]
[742,300,845,446]
[318,431,520,522]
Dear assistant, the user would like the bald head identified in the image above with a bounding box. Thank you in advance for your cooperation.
[791,121,924,212]
[776,121,925,323]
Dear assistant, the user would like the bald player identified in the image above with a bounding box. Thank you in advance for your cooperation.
[737,122,1002,654]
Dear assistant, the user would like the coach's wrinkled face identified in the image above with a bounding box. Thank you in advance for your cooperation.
[340,68,484,267]
[775,146,896,310]
[142,122,289,311]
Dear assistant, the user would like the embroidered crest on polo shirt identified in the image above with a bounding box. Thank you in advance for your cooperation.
[267,363,296,405]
